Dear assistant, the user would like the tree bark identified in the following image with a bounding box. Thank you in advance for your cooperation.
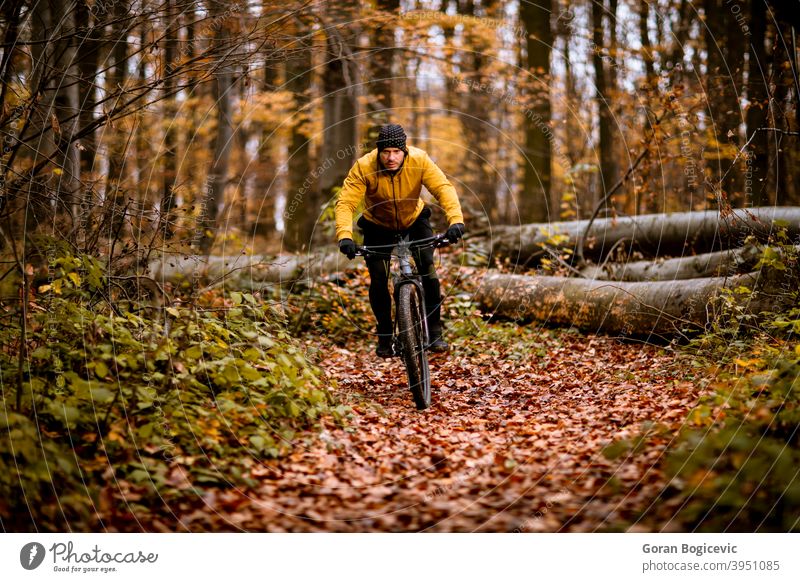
[639,0,655,92]
[458,0,497,222]
[592,0,616,210]
[283,20,313,252]
[475,270,788,337]
[24,0,80,234]
[704,0,745,204]
[579,244,800,281]
[161,0,178,239]
[519,0,553,223]
[369,0,399,125]
[319,0,358,243]
[488,206,800,266]
[106,0,130,222]
[149,246,345,290]
[198,3,234,255]
[745,0,768,207]
[75,0,100,179]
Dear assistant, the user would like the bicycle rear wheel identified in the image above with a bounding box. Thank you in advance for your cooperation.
[397,283,431,410]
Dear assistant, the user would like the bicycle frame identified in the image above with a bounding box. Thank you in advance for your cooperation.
[354,232,451,409]
[356,233,449,349]
[391,237,429,348]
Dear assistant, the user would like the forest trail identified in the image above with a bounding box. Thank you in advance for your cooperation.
[175,328,705,532]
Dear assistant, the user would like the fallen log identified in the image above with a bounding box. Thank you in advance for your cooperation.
[474,270,790,338]
[579,245,786,282]
[148,246,348,290]
[488,206,800,267]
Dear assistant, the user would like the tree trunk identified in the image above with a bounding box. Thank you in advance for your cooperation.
[639,0,655,93]
[75,0,100,179]
[579,244,800,281]
[198,4,234,254]
[250,61,279,241]
[704,0,745,204]
[769,22,797,206]
[519,0,552,223]
[458,0,497,222]
[0,0,23,104]
[745,0,768,207]
[161,0,178,239]
[283,23,313,252]
[149,246,346,290]
[24,0,80,235]
[319,0,358,243]
[475,270,788,337]
[369,0,399,125]
[488,206,800,265]
[592,0,616,210]
[106,0,130,226]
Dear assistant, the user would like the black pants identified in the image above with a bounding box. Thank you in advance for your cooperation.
[358,208,442,338]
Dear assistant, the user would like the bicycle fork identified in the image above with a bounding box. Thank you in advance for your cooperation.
[393,278,430,342]
[392,238,430,352]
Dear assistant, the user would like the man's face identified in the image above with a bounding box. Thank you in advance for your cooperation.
[379,147,405,171]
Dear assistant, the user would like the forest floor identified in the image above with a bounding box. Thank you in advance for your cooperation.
[166,322,709,532]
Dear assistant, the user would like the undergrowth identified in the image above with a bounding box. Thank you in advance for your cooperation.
[619,241,800,531]
[0,251,346,531]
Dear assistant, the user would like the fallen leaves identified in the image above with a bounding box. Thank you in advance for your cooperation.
[101,323,713,532]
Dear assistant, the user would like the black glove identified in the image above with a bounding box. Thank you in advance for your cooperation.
[338,238,357,259]
[445,223,465,243]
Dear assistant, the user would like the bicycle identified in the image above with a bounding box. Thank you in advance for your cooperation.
[354,233,451,410]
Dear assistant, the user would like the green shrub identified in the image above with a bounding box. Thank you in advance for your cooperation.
[0,254,344,530]
[662,358,800,531]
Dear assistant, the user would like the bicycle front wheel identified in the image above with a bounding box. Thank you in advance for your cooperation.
[397,283,431,410]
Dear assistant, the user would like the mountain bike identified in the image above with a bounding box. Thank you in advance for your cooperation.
[355,234,451,410]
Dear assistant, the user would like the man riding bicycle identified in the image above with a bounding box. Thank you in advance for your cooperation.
[335,124,466,358]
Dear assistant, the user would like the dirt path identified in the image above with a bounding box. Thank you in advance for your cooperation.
[185,327,705,532]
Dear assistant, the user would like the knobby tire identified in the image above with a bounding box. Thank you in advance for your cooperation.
[397,283,431,410]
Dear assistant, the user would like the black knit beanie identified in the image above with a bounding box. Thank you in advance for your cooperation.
[376,124,408,153]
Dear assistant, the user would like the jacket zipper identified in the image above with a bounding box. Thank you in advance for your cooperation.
[391,174,399,232]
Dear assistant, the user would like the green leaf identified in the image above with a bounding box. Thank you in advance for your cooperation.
[138,423,155,439]
[90,386,115,404]
[258,336,276,348]
[239,364,262,382]
[31,346,51,359]
[95,361,109,378]
[287,400,301,417]
[249,434,275,453]
[129,469,151,483]
[602,440,630,460]
[223,365,240,384]
[44,400,81,428]
[184,345,203,359]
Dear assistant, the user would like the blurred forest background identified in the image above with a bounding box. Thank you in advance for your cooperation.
[1,0,798,261]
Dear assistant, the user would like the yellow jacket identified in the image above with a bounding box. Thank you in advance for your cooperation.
[335,146,464,241]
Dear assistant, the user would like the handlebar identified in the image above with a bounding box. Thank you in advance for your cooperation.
[354,233,452,258]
